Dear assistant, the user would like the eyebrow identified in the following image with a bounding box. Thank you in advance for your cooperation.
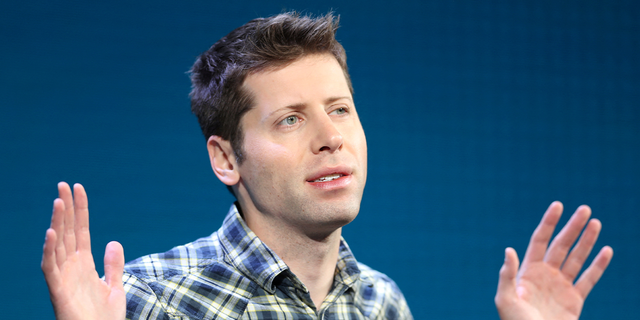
[264,96,353,120]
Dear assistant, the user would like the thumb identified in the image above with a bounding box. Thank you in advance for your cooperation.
[496,247,519,305]
[104,241,125,290]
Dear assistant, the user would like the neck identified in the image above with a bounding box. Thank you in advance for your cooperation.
[239,203,341,310]
[272,228,341,310]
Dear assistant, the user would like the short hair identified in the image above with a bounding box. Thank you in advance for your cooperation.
[189,12,352,167]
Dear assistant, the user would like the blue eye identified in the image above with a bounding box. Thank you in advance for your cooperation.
[281,116,298,125]
[331,107,347,115]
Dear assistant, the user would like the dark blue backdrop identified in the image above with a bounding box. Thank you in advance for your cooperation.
[1,0,638,319]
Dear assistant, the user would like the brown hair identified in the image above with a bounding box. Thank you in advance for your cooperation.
[189,12,352,166]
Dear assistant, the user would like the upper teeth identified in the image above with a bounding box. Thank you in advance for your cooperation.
[313,174,343,182]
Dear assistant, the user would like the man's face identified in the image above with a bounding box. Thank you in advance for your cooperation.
[235,53,367,238]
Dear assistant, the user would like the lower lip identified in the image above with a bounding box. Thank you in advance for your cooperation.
[307,174,353,190]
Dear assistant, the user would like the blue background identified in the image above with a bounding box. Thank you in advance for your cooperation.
[1,0,638,319]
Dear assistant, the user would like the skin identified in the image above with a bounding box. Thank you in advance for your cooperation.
[208,54,368,308]
[41,182,126,320]
[495,202,613,319]
[41,54,613,319]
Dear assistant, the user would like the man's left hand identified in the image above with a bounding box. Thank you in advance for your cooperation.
[495,201,613,320]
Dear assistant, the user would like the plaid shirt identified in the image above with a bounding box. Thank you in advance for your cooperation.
[122,204,412,319]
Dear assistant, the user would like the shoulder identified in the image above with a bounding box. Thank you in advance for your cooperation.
[354,263,413,320]
[124,233,225,279]
[122,234,256,320]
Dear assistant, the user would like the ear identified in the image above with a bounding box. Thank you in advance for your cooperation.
[207,135,240,186]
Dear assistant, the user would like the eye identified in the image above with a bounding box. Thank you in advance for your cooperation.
[330,107,347,115]
[279,115,299,126]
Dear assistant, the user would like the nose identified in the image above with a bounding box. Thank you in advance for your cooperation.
[312,114,343,153]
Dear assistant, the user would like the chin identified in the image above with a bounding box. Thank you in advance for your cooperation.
[311,201,360,229]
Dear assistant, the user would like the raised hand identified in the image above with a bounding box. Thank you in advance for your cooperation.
[495,201,613,320]
[41,182,126,320]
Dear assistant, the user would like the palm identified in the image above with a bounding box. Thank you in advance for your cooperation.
[42,182,126,320]
[495,202,613,320]
[514,262,584,319]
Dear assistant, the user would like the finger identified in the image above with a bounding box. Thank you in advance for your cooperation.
[496,247,520,306]
[561,219,601,282]
[73,183,92,253]
[104,241,125,290]
[575,246,614,299]
[521,201,563,267]
[41,228,61,289]
[545,205,591,269]
[59,182,77,256]
[51,197,67,266]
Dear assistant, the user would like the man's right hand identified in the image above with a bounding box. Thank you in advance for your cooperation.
[41,182,126,320]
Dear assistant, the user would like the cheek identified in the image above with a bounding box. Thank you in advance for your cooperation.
[348,126,368,164]
[359,135,368,179]
[360,131,367,159]
[244,137,297,182]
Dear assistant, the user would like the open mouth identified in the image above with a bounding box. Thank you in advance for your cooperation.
[310,173,345,183]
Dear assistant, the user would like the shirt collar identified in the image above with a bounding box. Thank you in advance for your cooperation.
[217,203,362,293]
[217,203,289,294]
[335,238,362,289]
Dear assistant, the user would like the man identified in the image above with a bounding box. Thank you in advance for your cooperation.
[41,12,613,319]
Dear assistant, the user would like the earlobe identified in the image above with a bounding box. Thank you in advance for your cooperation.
[207,136,240,186]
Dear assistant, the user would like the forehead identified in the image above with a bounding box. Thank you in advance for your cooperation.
[243,54,352,112]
